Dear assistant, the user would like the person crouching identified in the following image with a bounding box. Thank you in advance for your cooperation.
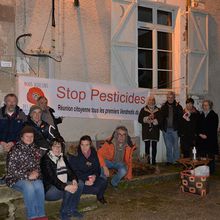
[98,126,136,187]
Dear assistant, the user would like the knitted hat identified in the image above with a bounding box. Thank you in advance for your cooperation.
[20,126,35,136]
[29,105,42,115]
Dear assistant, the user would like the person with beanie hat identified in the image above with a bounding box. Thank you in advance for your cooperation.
[20,125,35,136]
[25,105,64,155]
[29,105,42,115]
[6,126,48,220]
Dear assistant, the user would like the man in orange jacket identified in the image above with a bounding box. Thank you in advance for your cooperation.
[97,126,136,187]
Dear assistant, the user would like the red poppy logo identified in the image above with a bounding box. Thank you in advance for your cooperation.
[27,87,45,104]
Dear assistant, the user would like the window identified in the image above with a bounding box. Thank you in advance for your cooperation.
[157,31,172,88]
[138,29,153,88]
[138,7,152,23]
[138,6,174,89]
[157,10,172,26]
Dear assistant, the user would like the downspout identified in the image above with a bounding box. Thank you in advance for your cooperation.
[50,0,56,79]
[185,0,191,97]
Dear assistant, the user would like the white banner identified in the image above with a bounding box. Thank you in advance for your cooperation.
[18,76,149,120]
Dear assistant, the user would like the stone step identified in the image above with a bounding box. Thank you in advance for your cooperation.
[0,189,97,220]
[0,171,179,219]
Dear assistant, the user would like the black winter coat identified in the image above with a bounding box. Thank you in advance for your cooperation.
[48,107,63,130]
[25,118,62,151]
[40,153,78,192]
[68,147,101,182]
[179,108,199,147]
[138,106,160,141]
[196,110,219,155]
[48,107,64,141]
[160,101,183,132]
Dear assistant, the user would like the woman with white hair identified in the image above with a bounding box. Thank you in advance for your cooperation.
[196,99,219,173]
[138,96,160,165]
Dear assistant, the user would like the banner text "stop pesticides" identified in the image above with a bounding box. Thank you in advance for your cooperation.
[56,86,145,104]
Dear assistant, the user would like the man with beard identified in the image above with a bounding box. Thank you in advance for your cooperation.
[98,126,136,187]
[0,93,27,183]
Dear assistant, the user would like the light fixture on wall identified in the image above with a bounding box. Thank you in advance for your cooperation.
[74,0,80,7]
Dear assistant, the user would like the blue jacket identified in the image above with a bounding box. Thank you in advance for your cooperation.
[0,106,27,143]
[68,147,101,182]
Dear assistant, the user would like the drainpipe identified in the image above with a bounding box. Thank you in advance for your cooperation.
[185,0,191,97]
[74,0,80,7]
[50,0,56,79]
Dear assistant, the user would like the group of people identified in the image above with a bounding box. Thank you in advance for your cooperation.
[0,94,135,220]
[138,91,219,173]
[0,92,219,219]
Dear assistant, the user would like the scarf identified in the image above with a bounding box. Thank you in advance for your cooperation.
[48,151,68,183]
[203,110,210,118]
[82,148,91,159]
[112,139,125,163]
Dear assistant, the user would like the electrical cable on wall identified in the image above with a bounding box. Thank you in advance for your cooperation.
[37,9,53,76]
[39,9,52,49]
[52,0,56,27]
[23,55,38,76]
[152,76,185,89]
[16,33,62,62]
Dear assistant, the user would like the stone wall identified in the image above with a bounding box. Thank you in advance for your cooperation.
[0,0,135,142]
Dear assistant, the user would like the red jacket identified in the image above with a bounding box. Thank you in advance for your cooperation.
[97,141,136,180]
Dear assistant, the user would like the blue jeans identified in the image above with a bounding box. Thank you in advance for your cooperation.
[163,128,180,163]
[83,176,107,199]
[12,179,45,219]
[45,180,84,218]
[101,160,127,186]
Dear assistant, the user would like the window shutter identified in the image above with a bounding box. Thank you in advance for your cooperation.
[111,0,138,87]
[188,9,209,95]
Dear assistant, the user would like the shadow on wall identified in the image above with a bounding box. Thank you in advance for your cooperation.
[94,0,111,53]
[75,7,89,81]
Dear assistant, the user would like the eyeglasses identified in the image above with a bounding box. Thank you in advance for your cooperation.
[118,133,126,137]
